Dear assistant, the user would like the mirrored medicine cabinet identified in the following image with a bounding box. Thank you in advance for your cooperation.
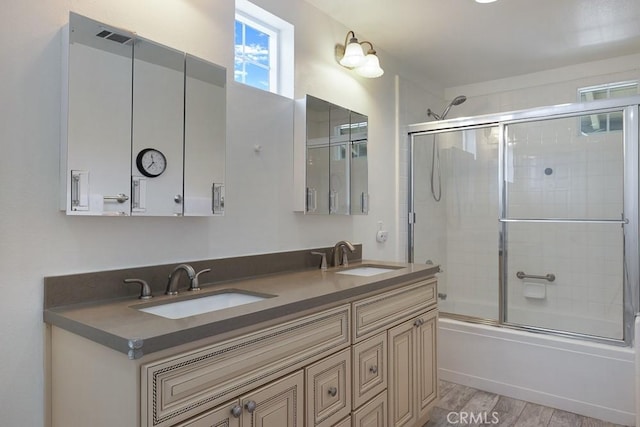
[60,12,226,216]
[303,95,368,215]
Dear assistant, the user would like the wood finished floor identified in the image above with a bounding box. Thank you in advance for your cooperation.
[423,381,629,427]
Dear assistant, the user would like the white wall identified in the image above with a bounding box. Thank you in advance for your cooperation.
[0,1,437,425]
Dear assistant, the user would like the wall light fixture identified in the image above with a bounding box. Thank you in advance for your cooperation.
[337,31,384,78]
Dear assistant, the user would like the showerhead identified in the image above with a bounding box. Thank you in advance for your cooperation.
[451,95,467,106]
[440,95,467,119]
[428,95,467,120]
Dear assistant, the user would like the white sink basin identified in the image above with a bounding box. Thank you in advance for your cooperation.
[336,266,399,277]
[139,292,269,319]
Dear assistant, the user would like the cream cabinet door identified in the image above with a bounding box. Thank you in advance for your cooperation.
[352,391,387,427]
[353,332,387,409]
[305,348,352,427]
[416,310,438,420]
[388,319,416,427]
[240,370,304,427]
[387,309,438,427]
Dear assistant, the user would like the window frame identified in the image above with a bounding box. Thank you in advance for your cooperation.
[578,80,638,134]
[234,0,294,98]
[234,12,278,93]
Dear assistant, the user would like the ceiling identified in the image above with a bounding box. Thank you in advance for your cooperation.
[303,0,640,88]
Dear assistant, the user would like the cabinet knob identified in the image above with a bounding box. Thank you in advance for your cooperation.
[230,405,242,418]
[369,365,378,374]
[413,318,421,327]
[328,386,338,397]
[245,400,257,413]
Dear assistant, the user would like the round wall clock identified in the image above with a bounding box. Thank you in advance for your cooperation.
[136,148,167,178]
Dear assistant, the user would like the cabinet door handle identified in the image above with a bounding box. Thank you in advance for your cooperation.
[245,400,257,413]
[103,193,129,203]
[413,318,422,327]
[369,365,378,374]
[328,386,338,397]
[230,405,242,418]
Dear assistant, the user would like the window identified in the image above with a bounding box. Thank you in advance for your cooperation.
[234,0,294,98]
[578,81,638,134]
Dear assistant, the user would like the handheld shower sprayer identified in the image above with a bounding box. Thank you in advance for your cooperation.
[427,95,467,120]
[426,95,467,202]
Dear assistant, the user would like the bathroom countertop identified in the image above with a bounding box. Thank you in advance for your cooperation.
[44,260,439,358]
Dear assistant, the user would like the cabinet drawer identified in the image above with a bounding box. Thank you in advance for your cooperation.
[174,400,240,427]
[352,332,387,409]
[141,304,350,427]
[353,391,387,427]
[352,278,436,341]
[306,348,352,427]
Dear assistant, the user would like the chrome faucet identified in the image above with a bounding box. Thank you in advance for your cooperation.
[332,240,355,267]
[165,264,196,295]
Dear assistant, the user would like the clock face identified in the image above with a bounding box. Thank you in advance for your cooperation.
[136,148,167,178]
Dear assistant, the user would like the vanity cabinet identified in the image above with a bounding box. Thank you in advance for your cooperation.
[49,276,438,427]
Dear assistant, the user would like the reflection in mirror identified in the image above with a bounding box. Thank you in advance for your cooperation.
[329,104,350,215]
[131,37,185,216]
[350,111,368,214]
[184,54,227,216]
[303,95,368,215]
[306,96,331,214]
[63,12,133,215]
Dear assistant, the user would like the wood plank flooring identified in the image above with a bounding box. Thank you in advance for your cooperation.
[423,380,629,427]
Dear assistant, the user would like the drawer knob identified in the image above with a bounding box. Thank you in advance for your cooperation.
[369,365,378,374]
[231,405,242,418]
[245,400,257,413]
[328,386,338,397]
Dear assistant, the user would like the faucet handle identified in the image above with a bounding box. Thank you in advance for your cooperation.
[311,252,328,271]
[124,278,153,299]
[190,268,212,291]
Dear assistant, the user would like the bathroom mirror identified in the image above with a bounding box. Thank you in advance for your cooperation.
[306,96,331,214]
[62,12,134,215]
[350,111,369,215]
[303,95,368,215]
[131,37,185,216]
[61,13,227,216]
[184,54,227,216]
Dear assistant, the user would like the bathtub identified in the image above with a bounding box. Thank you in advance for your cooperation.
[437,317,635,425]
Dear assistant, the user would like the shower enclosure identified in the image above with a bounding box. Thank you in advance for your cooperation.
[408,97,639,344]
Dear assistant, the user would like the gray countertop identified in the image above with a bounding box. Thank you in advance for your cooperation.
[44,260,439,358]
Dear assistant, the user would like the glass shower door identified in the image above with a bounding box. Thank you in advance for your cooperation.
[411,126,500,321]
[502,112,626,340]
